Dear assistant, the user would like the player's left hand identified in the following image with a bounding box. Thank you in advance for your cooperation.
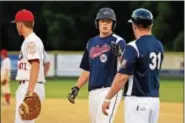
[19,91,41,120]
[67,86,79,104]
[102,99,111,116]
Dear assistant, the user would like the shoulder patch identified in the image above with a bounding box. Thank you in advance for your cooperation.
[26,42,36,54]
[120,59,127,68]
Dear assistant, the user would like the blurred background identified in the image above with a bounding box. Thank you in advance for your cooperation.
[0,1,184,78]
[0,1,184,123]
[0,1,184,51]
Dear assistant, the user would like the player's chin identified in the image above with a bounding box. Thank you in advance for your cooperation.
[102,30,111,35]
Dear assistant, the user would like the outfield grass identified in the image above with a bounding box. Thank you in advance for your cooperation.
[8,79,183,102]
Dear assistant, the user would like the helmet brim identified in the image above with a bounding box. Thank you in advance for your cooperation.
[10,20,16,23]
[128,19,133,23]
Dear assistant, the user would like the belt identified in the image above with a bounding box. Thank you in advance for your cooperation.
[89,85,110,91]
[19,80,44,84]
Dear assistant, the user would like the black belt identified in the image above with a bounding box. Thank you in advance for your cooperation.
[124,95,159,98]
[89,85,110,91]
[19,80,44,84]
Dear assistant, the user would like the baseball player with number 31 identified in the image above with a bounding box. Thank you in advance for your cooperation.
[11,9,50,123]
[102,8,164,123]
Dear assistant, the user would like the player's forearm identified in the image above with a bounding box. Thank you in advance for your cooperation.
[106,73,128,100]
[44,62,50,76]
[76,70,90,89]
[28,60,40,92]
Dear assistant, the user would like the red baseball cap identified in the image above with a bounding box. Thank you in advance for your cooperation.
[0,49,8,57]
[11,9,34,23]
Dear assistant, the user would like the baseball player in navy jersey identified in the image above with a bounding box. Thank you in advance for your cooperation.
[102,8,164,123]
[68,7,126,123]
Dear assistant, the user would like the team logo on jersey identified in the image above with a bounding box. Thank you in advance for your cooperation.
[18,51,23,60]
[100,54,107,63]
[26,42,36,54]
[120,59,127,68]
[90,44,110,59]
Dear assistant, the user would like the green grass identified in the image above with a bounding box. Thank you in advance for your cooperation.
[159,80,183,102]
[8,79,183,102]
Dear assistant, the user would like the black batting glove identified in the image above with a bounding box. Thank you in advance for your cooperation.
[110,41,122,57]
[67,86,80,104]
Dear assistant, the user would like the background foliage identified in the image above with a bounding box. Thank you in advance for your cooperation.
[0,1,184,51]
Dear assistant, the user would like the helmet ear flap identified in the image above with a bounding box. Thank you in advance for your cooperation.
[113,21,116,30]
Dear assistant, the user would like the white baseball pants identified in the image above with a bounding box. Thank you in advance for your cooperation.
[15,81,45,123]
[124,96,160,123]
[89,87,122,123]
[1,82,11,94]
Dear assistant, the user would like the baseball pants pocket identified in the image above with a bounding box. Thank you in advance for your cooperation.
[124,96,159,123]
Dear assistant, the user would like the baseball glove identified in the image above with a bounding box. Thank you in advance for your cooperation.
[67,86,79,104]
[1,79,7,85]
[19,92,41,120]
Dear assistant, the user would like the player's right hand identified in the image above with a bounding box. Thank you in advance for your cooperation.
[67,86,80,104]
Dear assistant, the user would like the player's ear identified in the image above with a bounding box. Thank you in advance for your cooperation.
[133,24,137,30]
[131,23,135,30]
[32,21,35,27]
[21,22,25,28]
[19,22,23,28]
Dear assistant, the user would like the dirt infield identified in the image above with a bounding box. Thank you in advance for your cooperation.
[1,98,183,123]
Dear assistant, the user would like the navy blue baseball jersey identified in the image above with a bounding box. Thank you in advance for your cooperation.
[80,33,126,91]
[119,35,164,97]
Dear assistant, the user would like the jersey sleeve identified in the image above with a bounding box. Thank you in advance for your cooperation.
[43,51,50,63]
[26,41,40,60]
[117,40,126,52]
[80,48,90,71]
[118,45,138,75]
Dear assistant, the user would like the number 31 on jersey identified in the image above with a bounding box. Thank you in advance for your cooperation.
[149,52,162,70]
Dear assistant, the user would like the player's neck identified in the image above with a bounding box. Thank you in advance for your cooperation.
[136,31,152,39]
[22,29,34,39]
[99,31,113,38]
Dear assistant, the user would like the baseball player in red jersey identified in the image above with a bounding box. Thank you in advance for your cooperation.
[11,9,47,123]
[1,49,11,106]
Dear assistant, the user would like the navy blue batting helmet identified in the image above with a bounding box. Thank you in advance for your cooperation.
[128,8,153,27]
[95,7,116,29]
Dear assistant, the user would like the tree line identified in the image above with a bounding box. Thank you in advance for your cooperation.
[0,1,184,51]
